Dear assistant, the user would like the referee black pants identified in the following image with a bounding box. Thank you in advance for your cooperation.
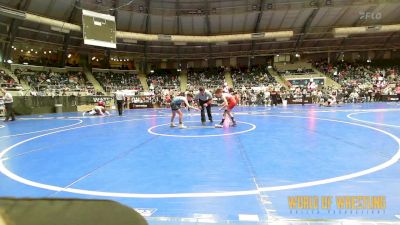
[117,100,124,116]
[199,99,212,122]
[4,103,15,121]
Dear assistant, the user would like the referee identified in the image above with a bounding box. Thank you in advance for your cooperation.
[1,88,16,122]
[115,90,125,116]
[194,87,213,125]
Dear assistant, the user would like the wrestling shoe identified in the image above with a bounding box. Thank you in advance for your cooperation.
[179,124,187,129]
[170,123,177,127]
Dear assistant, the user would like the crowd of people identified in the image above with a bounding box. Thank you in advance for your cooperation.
[314,61,399,103]
[13,68,95,96]
[0,70,16,85]
[147,70,180,91]
[93,71,143,93]
[1,61,400,109]
[231,66,276,88]
[277,68,315,76]
[187,67,226,91]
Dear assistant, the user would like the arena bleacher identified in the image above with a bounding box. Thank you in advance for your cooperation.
[187,67,225,91]
[147,69,180,92]
[93,69,143,93]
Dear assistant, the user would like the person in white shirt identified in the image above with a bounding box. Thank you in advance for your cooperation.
[1,88,15,122]
[115,90,125,116]
[194,87,213,124]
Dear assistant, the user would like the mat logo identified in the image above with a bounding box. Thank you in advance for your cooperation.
[359,11,382,20]
[288,195,386,212]
[134,208,157,217]
[92,97,113,103]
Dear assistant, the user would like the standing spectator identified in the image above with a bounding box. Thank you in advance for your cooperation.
[115,90,125,116]
[301,88,308,106]
[271,89,278,106]
[396,84,400,102]
[1,89,16,122]
[195,87,213,125]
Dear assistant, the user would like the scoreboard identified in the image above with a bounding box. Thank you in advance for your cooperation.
[82,9,117,49]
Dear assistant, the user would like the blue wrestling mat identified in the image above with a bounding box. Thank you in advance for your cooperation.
[1,103,400,225]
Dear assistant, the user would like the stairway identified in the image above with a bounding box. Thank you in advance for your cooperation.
[83,69,105,94]
[0,64,31,90]
[137,73,149,91]
[267,68,289,89]
[312,67,341,89]
[224,71,233,88]
[179,70,188,91]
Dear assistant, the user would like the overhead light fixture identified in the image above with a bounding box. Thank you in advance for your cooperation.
[150,70,154,73]
[0,5,26,20]
[6,59,13,64]
[295,53,300,58]
[333,24,400,36]
[215,42,228,45]
[92,56,96,60]
[122,38,137,44]
[174,42,187,46]
[68,54,72,58]
[251,33,266,39]
[309,0,318,7]
[50,26,70,34]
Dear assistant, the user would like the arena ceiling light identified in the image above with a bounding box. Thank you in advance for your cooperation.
[174,42,187,46]
[50,26,70,34]
[0,5,26,20]
[333,24,400,37]
[8,11,293,44]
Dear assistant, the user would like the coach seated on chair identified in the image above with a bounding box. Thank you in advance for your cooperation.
[195,87,213,125]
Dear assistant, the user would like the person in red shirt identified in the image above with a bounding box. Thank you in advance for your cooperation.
[215,88,237,127]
